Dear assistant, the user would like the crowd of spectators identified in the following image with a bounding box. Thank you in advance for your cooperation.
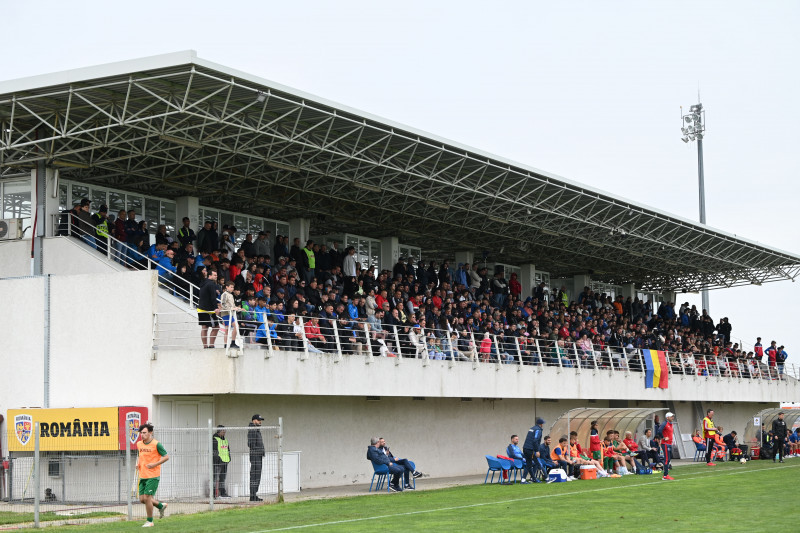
[63,203,791,378]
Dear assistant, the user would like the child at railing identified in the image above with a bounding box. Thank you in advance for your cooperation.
[218,281,241,349]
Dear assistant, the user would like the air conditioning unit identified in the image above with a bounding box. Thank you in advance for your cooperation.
[0,218,23,240]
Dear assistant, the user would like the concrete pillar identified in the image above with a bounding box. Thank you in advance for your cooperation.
[380,236,399,271]
[520,263,536,299]
[573,274,591,299]
[31,166,61,274]
[454,251,474,268]
[289,218,311,246]
[176,196,200,231]
[621,283,636,299]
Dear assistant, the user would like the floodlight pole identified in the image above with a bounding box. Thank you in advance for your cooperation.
[681,102,709,314]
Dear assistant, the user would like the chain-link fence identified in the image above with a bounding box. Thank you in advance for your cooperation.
[1,420,283,528]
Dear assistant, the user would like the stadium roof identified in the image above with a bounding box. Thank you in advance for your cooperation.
[2,50,799,292]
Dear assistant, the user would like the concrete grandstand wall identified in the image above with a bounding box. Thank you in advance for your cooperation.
[149,348,797,404]
[0,270,158,411]
[205,394,771,489]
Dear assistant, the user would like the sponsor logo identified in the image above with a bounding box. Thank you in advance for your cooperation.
[127,411,142,444]
[15,414,32,446]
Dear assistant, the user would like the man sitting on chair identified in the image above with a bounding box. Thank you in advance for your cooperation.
[378,438,424,490]
[367,437,407,492]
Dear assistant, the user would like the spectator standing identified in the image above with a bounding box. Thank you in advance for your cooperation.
[196,220,218,254]
[75,200,94,245]
[212,426,231,498]
[177,217,196,248]
[522,417,545,483]
[343,246,357,296]
[248,414,265,501]
[772,412,787,463]
[113,209,128,265]
[302,239,316,284]
[661,412,675,480]
[92,204,110,255]
[198,269,220,349]
[219,280,241,349]
[253,231,271,257]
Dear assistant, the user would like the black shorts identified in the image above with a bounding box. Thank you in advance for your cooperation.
[198,312,219,328]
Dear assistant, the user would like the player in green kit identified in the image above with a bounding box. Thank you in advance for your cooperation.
[136,423,169,527]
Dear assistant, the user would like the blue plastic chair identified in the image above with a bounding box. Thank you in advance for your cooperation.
[693,443,707,462]
[369,463,390,492]
[510,458,526,483]
[485,455,503,484]
[485,456,514,484]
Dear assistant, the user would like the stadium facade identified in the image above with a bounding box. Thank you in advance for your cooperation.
[2,52,799,490]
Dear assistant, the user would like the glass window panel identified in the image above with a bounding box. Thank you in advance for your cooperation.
[108,191,126,217]
[346,235,358,250]
[358,239,370,269]
[160,201,176,236]
[248,218,262,236]
[276,223,290,239]
[220,212,234,231]
[58,183,68,211]
[127,196,143,219]
[71,184,89,207]
[204,210,219,224]
[371,242,380,273]
[234,215,247,239]
[91,189,107,210]
[145,198,160,232]
[2,180,32,219]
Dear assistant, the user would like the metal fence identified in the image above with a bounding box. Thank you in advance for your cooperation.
[152,312,800,383]
[1,420,283,528]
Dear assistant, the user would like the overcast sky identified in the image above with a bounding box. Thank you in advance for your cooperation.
[4,1,800,360]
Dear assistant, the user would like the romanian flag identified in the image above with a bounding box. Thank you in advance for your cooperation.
[642,349,669,389]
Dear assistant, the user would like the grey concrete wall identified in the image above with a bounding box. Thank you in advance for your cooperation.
[150,347,800,404]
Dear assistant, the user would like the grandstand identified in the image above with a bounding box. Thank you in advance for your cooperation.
[2,51,800,494]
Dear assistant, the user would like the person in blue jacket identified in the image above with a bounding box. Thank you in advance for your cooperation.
[367,437,407,492]
[522,418,545,483]
[506,434,531,484]
[155,249,177,280]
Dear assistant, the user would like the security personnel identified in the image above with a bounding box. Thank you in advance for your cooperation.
[771,412,788,463]
[702,409,719,465]
[212,425,231,498]
[92,204,110,255]
[248,414,265,501]
[522,417,545,483]
[302,239,316,284]
[177,217,197,248]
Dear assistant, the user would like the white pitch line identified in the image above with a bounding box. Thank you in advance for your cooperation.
[249,463,798,532]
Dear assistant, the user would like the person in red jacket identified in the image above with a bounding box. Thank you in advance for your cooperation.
[661,412,675,480]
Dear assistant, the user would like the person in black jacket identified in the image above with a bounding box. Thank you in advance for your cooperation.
[772,412,788,463]
[248,414,265,501]
[197,269,220,349]
[366,437,407,492]
[522,418,545,483]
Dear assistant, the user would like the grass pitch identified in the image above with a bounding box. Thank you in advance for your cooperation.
[55,461,800,532]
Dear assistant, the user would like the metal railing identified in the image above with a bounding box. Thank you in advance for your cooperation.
[50,213,201,312]
[151,312,799,382]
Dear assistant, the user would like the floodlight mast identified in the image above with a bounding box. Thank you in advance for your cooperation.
[681,102,709,313]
